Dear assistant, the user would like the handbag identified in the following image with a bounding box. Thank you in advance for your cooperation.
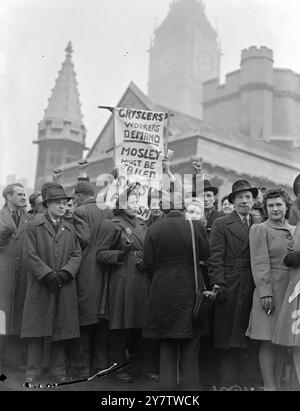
[188,219,215,326]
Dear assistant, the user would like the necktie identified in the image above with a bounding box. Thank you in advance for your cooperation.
[243,216,249,229]
[53,219,60,233]
[12,210,20,228]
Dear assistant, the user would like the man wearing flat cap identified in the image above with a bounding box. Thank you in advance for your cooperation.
[28,191,43,215]
[21,185,82,384]
[208,180,257,389]
[191,167,223,236]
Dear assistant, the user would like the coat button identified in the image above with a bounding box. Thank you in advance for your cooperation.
[55,255,58,258]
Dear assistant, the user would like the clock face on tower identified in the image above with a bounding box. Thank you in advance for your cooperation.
[194,48,214,78]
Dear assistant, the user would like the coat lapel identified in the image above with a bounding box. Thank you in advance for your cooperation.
[56,219,71,240]
[15,210,29,238]
[35,214,56,237]
[266,219,294,244]
[226,211,249,244]
[112,215,144,249]
[267,218,293,232]
[130,220,145,249]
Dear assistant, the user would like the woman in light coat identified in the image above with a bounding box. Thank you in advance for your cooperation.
[247,188,294,391]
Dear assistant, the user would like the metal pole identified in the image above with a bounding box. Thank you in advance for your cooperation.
[164,111,171,154]
[98,105,116,165]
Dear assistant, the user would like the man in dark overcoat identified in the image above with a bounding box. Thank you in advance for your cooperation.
[0,183,32,371]
[143,193,210,390]
[208,180,258,389]
[21,185,82,384]
[70,181,113,377]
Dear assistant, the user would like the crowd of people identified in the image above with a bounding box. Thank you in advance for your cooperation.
[1,156,300,391]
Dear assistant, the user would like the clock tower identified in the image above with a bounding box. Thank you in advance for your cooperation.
[148,0,220,119]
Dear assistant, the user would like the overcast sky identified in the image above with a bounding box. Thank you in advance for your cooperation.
[1,0,300,188]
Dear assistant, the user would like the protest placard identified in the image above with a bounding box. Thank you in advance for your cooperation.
[113,107,167,219]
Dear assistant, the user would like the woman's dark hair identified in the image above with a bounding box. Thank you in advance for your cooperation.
[221,195,229,205]
[263,188,292,220]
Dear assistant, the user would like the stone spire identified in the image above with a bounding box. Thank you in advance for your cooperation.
[41,41,85,134]
[34,42,86,189]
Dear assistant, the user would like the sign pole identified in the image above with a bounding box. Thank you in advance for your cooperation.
[164,111,170,154]
[98,105,116,165]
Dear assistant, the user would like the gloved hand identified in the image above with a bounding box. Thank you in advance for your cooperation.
[261,296,274,315]
[44,272,62,291]
[136,258,147,272]
[57,270,73,284]
[284,251,300,267]
[212,284,226,303]
[118,241,133,262]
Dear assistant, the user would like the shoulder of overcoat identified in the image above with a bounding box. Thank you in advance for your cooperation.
[61,219,73,232]
[31,213,72,232]
[223,211,242,225]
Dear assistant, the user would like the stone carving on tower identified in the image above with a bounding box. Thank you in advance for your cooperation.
[148,0,221,119]
[34,41,86,189]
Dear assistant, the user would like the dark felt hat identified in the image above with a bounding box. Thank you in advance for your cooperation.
[190,178,218,197]
[293,174,300,196]
[74,181,96,196]
[203,179,218,196]
[42,185,72,207]
[228,180,258,204]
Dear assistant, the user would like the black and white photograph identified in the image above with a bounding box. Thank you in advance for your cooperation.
[1,0,300,396]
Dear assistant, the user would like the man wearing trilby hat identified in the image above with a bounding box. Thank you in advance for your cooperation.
[208,179,258,389]
[21,185,82,384]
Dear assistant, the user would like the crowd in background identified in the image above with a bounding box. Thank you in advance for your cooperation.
[1,156,300,391]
